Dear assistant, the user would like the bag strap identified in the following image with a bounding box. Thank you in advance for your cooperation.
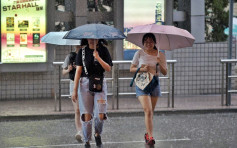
[82,47,89,76]
[130,67,141,87]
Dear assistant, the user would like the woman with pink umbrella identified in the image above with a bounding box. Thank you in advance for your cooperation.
[130,33,167,146]
[128,23,195,146]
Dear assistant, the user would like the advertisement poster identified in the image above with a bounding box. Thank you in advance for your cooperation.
[7,33,15,46]
[1,0,46,63]
[124,0,165,51]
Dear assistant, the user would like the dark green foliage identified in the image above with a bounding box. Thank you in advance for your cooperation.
[205,0,229,42]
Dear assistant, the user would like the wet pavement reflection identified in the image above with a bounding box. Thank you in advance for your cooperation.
[1,113,237,148]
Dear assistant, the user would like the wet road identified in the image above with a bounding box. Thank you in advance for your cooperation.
[0,113,237,148]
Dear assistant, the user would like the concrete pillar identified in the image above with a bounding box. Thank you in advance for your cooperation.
[165,0,173,25]
[47,0,56,32]
[47,0,56,66]
[176,0,205,43]
[75,0,88,26]
[177,0,191,31]
[113,0,124,60]
[164,0,174,60]
[190,0,205,43]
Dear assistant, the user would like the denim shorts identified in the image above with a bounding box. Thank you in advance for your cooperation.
[135,78,162,97]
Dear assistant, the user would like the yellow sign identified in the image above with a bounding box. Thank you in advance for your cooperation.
[1,0,46,63]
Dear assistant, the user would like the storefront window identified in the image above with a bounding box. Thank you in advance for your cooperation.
[55,0,65,12]
[87,0,113,12]
[55,21,74,31]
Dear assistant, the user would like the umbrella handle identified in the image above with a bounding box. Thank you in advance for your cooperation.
[157,48,159,57]
[94,42,97,62]
[157,34,161,57]
[157,44,160,70]
[156,63,159,73]
[93,42,96,52]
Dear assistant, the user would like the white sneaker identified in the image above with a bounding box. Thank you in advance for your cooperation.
[75,131,83,142]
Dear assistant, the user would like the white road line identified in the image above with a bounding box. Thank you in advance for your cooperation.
[13,138,191,148]
[103,138,191,144]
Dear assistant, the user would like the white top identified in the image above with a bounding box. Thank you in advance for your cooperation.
[131,49,165,69]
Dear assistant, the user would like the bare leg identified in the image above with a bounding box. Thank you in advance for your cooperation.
[151,96,158,111]
[71,98,82,131]
[84,113,92,121]
[138,95,153,137]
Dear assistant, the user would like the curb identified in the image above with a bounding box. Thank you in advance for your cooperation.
[1,108,237,122]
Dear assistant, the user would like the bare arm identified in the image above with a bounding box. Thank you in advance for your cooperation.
[157,52,167,75]
[94,50,111,72]
[62,65,73,75]
[71,66,82,102]
[130,64,148,73]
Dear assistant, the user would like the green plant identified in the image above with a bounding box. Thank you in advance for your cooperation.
[205,0,229,42]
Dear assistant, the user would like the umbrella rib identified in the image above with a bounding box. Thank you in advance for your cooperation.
[165,34,171,50]
[184,36,192,47]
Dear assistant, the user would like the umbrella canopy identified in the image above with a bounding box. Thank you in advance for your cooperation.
[126,24,195,50]
[63,23,126,40]
[41,31,81,45]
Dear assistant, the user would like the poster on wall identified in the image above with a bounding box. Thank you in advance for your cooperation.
[124,0,165,52]
[1,0,46,63]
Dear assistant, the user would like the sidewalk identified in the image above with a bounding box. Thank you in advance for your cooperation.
[1,94,237,121]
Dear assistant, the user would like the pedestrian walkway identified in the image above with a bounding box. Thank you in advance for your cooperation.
[1,94,237,121]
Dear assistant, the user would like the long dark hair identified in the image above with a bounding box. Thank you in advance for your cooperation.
[142,33,157,50]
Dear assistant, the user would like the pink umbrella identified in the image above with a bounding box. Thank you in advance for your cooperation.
[126,24,195,51]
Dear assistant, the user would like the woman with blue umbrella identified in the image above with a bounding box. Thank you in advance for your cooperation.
[72,39,112,147]
[65,24,125,148]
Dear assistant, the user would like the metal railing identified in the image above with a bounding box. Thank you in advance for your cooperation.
[53,60,177,111]
[220,59,237,106]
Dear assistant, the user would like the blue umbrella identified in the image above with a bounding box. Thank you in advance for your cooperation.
[63,24,126,40]
[41,31,81,45]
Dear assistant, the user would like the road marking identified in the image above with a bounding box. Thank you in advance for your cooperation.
[103,138,191,144]
[14,138,191,148]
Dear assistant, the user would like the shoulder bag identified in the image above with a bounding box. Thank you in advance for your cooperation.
[130,64,158,94]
